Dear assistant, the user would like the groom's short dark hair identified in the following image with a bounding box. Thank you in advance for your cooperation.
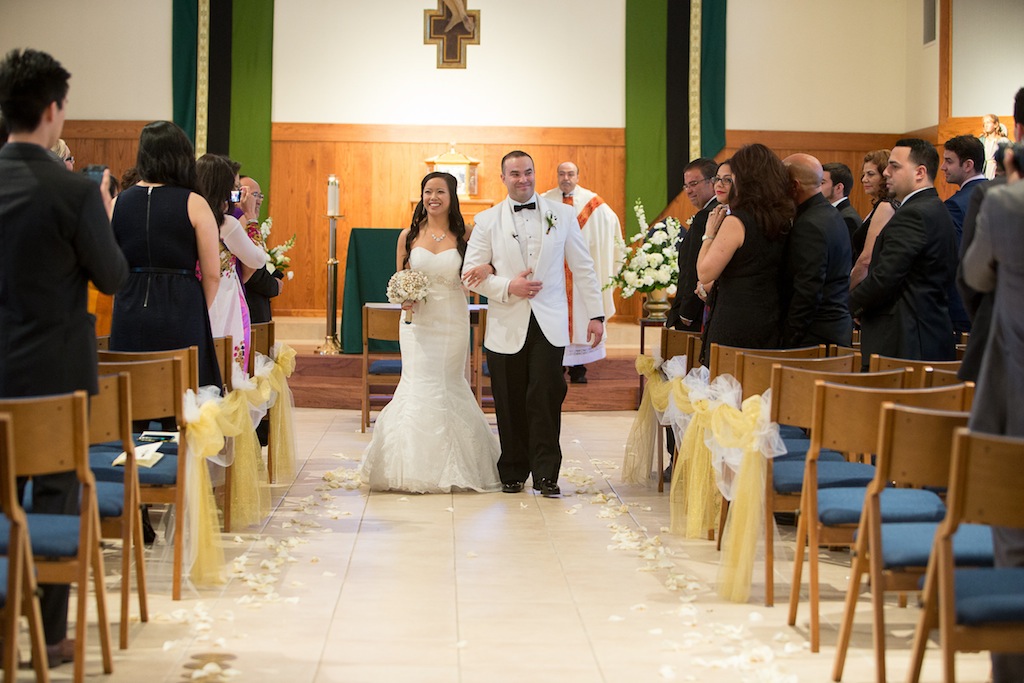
[501,150,533,173]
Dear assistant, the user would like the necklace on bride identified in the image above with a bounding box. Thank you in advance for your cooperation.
[428,231,447,243]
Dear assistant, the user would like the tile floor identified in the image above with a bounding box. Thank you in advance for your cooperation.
[27,408,992,682]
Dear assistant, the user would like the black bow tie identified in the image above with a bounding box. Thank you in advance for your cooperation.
[513,202,536,212]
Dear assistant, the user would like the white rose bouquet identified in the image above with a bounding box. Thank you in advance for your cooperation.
[605,198,682,298]
[386,269,430,324]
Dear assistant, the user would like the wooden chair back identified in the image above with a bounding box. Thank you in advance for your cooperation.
[97,357,188,601]
[472,307,492,409]
[0,415,48,682]
[361,305,403,432]
[920,367,967,388]
[96,335,110,351]
[734,351,858,400]
[868,353,962,387]
[661,329,697,366]
[770,366,908,430]
[0,391,113,680]
[90,372,147,649]
[212,336,234,391]
[248,321,275,375]
[98,346,200,392]
[709,343,827,380]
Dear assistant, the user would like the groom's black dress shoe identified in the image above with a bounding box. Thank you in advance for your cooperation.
[502,481,525,494]
[534,478,561,498]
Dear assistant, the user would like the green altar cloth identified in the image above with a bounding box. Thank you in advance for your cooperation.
[341,228,401,354]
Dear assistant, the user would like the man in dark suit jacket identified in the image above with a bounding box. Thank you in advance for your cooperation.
[782,154,853,347]
[940,135,988,335]
[0,48,128,664]
[239,176,283,324]
[850,138,957,366]
[821,162,862,249]
[665,157,718,332]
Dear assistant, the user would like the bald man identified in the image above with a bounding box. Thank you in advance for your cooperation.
[541,162,622,383]
[781,154,853,347]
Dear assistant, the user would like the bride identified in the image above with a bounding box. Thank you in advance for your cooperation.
[359,172,501,493]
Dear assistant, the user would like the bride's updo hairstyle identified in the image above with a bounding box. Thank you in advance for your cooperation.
[404,171,467,267]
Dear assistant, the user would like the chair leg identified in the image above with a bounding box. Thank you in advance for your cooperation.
[832,536,868,681]
[907,569,938,683]
[90,517,113,674]
[788,510,808,626]
[809,524,821,653]
[133,502,148,623]
[765,495,775,607]
[222,464,233,533]
[172,502,183,601]
[265,423,275,485]
[20,553,48,683]
[717,499,729,551]
[120,512,131,650]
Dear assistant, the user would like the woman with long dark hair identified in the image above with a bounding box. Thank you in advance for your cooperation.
[849,149,896,288]
[696,143,793,363]
[109,120,223,388]
[359,172,500,493]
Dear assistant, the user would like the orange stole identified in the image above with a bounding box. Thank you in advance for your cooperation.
[563,195,605,338]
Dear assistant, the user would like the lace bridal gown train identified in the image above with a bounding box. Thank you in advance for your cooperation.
[359,248,500,493]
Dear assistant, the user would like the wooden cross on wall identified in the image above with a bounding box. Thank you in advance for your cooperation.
[424,0,480,69]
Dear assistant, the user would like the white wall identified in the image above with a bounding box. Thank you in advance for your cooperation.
[903,0,939,131]
[724,0,909,133]
[271,0,626,127]
[951,0,1024,117]
[0,0,174,121]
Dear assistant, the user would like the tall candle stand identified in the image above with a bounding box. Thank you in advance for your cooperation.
[317,212,344,355]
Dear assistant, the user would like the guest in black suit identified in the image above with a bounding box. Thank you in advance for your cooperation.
[240,176,283,325]
[850,138,957,367]
[0,48,128,666]
[940,135,988,335]
[781,154,853,347]
[665,157,718,332]
[821,162,861,249]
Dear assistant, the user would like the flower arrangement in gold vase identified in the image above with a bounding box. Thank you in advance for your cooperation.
[605,199,681,299]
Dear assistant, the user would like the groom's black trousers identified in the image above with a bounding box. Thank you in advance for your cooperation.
[487,313,567,484]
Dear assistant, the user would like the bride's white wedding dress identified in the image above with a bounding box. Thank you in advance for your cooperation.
[360,247,501,493]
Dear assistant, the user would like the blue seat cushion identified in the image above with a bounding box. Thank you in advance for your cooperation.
[0,557,7,607]
[776,438,845,463]
[0,514,80,559]
[818,487,946,527]
[955,568,1024,625]
[482,361,490,377]
[873,523,994,570]
[773,460,876,494]
[95,481,125,518]
[778,424,806,440]
[21,479,124,519]
[368,359,402,375]
[90,438,178,487]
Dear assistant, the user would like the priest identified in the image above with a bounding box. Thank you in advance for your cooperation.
[542,162,622,383]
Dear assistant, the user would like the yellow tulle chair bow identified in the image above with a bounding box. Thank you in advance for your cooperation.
[182,390,228,587]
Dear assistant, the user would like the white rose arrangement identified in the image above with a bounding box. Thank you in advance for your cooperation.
[605,198,681,298]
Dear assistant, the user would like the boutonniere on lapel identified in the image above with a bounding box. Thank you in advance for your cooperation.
[545,211,558,234]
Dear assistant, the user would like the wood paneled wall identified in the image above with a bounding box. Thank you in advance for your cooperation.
[64,121,970,326]
[268,123,627,317]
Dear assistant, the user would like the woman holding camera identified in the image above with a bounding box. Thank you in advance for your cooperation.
[196,154,267,372]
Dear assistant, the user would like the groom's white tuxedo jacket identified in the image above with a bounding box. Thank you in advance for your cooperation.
[462,194,604,354]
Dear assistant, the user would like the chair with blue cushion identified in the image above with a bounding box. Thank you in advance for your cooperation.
[90,372,148,649]
[908,428,1024,683]
[0,414,48,683]
[832,404,992,682]
[787,381,972,653]
[763,365,910,607]
[361,304,403,432]
[97,355,190,601]
[0,392,113,683]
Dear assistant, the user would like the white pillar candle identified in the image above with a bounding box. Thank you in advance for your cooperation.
[327,174,339,216]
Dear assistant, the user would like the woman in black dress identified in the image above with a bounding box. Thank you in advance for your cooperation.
[109,121,222,388]
[849,149,896,288]
[696,143,793,365]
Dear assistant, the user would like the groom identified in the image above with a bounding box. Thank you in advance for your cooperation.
[462,151,605,497]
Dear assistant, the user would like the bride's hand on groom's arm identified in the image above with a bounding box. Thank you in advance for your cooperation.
[462,263,494,288]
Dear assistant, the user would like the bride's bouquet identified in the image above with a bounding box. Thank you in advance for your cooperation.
[386,269,430,324]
